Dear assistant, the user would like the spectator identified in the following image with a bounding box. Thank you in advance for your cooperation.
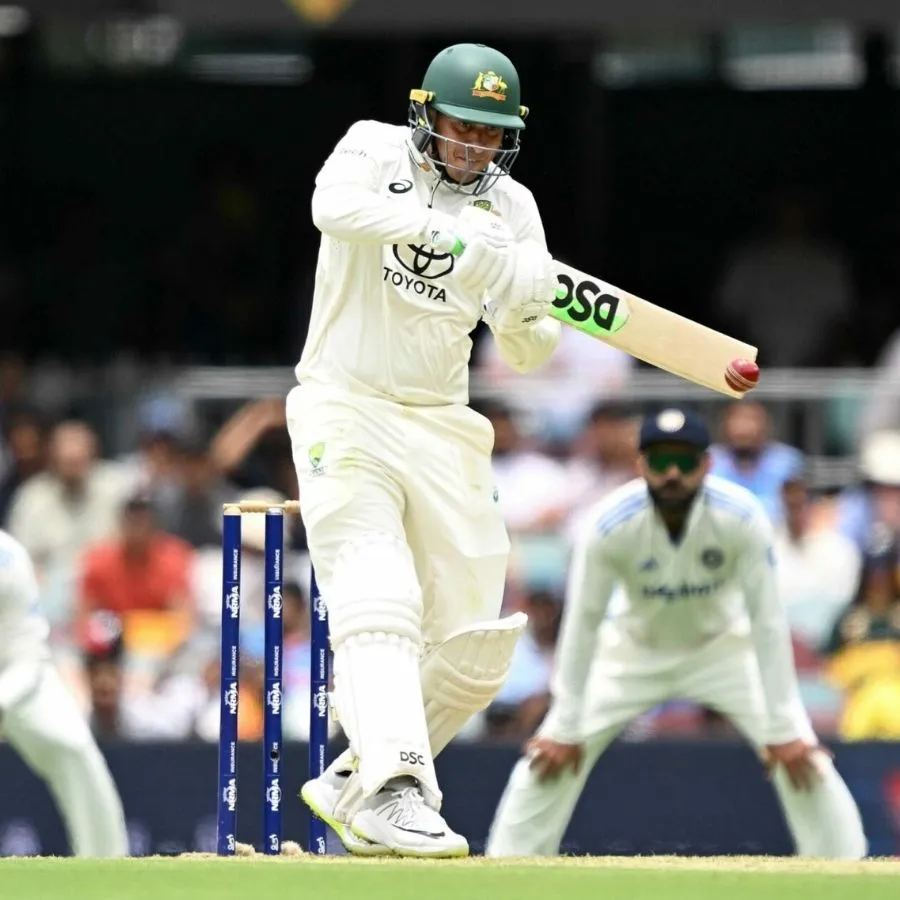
[119,395,193,504]
[773,471,860,733]
[81,611,186,741]
[713,186,853,367]
[0,407,47,527]
[824,525,900,741]
[6,420,129,623]
[482,584,562,743]
[775,470,861,653]
[157,436,235,550]
[708,401,804,524]
[209,399,288,485]
[473,399,570,535]
[563,401,639,541]
[76,495,195,629]
[835,430,900,553]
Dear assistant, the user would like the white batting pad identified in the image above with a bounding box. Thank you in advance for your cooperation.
[421,612,528,755]
[327,533,439,808]
[332,634,440,808]
[332,612,528,823]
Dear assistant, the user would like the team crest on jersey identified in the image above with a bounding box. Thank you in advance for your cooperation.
[308,442,326,476]
[472,71,508,101]
[700,547,724,569]
[471,199,494,213]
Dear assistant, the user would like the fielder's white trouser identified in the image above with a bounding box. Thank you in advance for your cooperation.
[0,659,129,857]
[486,632,867,859]
[287,383,510,807]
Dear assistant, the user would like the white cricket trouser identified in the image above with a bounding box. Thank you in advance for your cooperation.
[287,382,512,803]
[486,632,867,859]
[286,382,510,645]
[0,659,129,857]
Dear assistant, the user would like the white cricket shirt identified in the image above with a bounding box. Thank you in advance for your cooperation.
[297,119,560,406]
[546,475,804,745]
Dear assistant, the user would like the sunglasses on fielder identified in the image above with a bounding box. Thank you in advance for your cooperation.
[645,449,703,475]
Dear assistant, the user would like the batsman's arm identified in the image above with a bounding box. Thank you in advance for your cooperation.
[312,122,442,246]
[540,526,618,743]
[482,189,562,374]
[739,512,806,745]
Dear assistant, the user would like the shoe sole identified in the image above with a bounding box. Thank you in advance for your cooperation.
[349,820,469,859]
[299,783,391,857]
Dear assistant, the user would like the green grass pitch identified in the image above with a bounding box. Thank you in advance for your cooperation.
[1,856,898,900]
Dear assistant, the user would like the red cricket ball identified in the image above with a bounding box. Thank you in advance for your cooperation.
[724,358,760,394]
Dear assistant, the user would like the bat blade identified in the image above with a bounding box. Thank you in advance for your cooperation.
[549,261,757,398]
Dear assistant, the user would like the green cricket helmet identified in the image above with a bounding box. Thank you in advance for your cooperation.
[408,43,529,195]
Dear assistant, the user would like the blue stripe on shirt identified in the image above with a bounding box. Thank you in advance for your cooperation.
[595,494,649,536]
[705,487,755,522]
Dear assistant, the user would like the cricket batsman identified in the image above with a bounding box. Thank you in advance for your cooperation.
[287,43,559,856]
[0,528,128,857]
[486,409,868,859]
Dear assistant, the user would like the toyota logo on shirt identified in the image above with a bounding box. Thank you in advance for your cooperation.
[392,243,455,279]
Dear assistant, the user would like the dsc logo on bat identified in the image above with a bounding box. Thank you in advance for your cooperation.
[552,274,630,333]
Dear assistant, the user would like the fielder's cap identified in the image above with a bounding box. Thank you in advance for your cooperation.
[639,408,710,452]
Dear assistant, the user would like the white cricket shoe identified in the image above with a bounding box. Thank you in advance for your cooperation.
[350,777,469,858]
[300,769,389,856]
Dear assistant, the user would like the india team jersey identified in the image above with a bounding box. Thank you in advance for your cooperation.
[549,475,802,743]
[0,529,50,664]
[296,119,548,406]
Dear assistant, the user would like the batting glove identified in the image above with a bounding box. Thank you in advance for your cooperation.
[482,242,556,333]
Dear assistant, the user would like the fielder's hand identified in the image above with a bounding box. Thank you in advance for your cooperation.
[524,735,584,782]
[764,739,830,792]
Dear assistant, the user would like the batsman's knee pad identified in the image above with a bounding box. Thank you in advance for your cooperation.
[327,533,423,648]
[421,612,528,755]
[326,533,440,808]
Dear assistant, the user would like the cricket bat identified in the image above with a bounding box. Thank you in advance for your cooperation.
[544,259,758,398]
[448,239,758,398]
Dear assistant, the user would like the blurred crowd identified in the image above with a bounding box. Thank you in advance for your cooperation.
[1,348,900,751]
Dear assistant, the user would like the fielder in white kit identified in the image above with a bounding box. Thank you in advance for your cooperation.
[288,42,560,857]
[0,529,128,857]
[486,409,867,859]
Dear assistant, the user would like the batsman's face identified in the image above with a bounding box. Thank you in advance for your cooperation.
[433,113,503,184]
[640,442,709,506]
